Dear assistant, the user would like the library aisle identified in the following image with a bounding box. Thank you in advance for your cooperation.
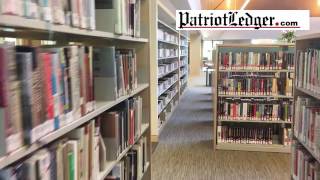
[151,75,291,180]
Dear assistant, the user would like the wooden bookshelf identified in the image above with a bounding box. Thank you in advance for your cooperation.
[0,0,155,179]
[213,44,295,153]
[292,34,320,179]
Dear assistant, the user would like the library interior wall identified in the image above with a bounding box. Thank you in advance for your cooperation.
[190,32,202,77]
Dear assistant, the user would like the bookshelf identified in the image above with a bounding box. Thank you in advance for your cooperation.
[151,4,189,142]
[156,19,180,141]
[292,34,320,179]
[150,1,188,144]
[0,0,155,179]
[179,33,189,96]
[213,44,295,153]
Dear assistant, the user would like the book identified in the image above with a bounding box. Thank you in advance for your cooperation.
[296,49,320,93]
[0,44,24,156]
[93,47,138,101]
[95,0,141,37]
[294,96,320,158]
[100,111,121,161]
[292,144,320,180]
[100,97,143,161]
[107,137,148,180]
[93,47,118,101]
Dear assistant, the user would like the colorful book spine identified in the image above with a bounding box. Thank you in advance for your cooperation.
[218,98,293,122]
[294,96,320,159]
[219,51,294,70]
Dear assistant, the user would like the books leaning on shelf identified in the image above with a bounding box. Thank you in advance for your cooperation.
[0,0,96,29]
[218,51,294,70]
[100,96,143,161]
[180,49,187,56]
[158,74,179,96]
[218,98,293,122]
[157,28,179,44]
[106,137,148,180]
[217,125,291,146]
[294,96,320,159]
[93,47,137,101]
[0,120,101,179]
[158,85,178,114]
[180,67,188,77]
[158,61,178,77]
[95,0,141,37]
[292,144,320,180]
[296,49,320,93]
[0,44,95,157]
[158,45,178,58]
[218,72,293,96]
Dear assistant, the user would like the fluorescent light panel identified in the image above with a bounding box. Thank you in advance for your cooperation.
[240,0,250,10]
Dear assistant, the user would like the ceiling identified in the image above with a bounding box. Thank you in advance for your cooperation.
[200,0,320,16]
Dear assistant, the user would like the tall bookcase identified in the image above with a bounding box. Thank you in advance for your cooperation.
[0,0,156,179]
[151,2,189,142]
[292,34,320,179]
[179,33,189,95]
[157,20,180,137]
[212,44,294,153]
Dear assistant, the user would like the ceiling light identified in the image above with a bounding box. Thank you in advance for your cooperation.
[240,0,250,10]
[226,0,232,9]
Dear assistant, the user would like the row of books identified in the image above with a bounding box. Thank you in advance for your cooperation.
[106,137,148,180]
[158,61,179,78]
[292,144,320,180]
[0,121,101,180]
[180,49,188,56]
[0,44,95,158]
[96,0,141,37]
[180,59,187,67]
[157,28,179,44]
[158,98,178,129]
[180,76,187,86]
[93,47,138,101]
[158,74,179,97]
[158,86,178,115]
[217,125,291,145]
[0,95,147,180]
[218,51,294,70]
[1,0,96,30]
[158,46,178,58]
[217,99,293,122]
[180,38,188,47]
[180,67,188,78]
[218,75,293,96]
[294,96,320,158]
[296,49,320,93]
[100,97,143,160]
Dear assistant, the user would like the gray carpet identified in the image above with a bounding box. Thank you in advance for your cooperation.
[151,82,291,180]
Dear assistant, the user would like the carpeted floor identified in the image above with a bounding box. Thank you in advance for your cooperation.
[151,76,291,180]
